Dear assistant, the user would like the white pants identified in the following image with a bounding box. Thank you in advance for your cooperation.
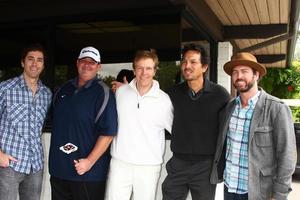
[105,158,161,200]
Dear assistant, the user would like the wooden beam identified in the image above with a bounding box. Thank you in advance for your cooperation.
[224,24,288,39]
[182,0,223,42]
[237,33,293,53]
[230,40,240,54]
[287,0,300,66]
[256,54,286,63]
[182,28,206,41]
[209,41,218,83]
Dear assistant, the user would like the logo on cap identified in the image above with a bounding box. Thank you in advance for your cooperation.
[78,46,101,63]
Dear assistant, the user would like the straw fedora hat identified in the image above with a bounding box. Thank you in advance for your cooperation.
[223,52,266,77]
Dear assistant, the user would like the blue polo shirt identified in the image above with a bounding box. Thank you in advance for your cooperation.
[49,77,118,182]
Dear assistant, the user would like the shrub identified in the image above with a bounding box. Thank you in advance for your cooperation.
[259,61,300,121]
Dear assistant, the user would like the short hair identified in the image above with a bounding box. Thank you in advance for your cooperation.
[133,49,159,69]
[181,43,209,65]
[116,69,135,83]
[20,43,46,62]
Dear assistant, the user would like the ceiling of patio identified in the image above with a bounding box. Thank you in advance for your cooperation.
[183,0,299,68]
[0,0,298,68]
[204,0,296,68]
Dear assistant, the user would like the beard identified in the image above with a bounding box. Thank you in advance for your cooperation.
[233,77,255,93]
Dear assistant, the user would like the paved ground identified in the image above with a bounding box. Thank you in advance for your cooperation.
[289,174,300,200]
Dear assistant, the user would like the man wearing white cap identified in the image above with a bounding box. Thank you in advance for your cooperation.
[49,46,118,200]
[210,52,297,200]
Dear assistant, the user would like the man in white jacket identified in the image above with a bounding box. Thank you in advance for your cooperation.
[106,50,173,200]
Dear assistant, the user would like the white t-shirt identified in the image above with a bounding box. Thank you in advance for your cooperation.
[110,79,173,165]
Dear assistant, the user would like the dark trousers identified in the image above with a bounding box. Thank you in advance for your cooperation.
[162,156,216,200]
[50,176,106,200]
[224,185,248,200]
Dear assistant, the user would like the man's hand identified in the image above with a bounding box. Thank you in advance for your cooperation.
[111,77,128,93]
[74,159,93,175]
[73,136,113,176]
[0,151,17,167]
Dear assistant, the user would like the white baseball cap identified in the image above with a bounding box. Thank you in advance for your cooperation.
[78,46,101,63]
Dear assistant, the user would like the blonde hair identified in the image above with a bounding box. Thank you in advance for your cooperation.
[133,49,159,69]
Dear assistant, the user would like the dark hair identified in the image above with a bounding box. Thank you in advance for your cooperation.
[20,43,46,62]
[181,43,209,65]
[116,69,135,83]
[133,49,159,69]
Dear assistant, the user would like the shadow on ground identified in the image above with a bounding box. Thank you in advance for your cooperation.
[292,174,300,182]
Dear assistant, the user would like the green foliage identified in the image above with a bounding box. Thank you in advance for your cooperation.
[259,62,300,121]
[156,61,180,91]
[291,106,300,122]
[101,75,116,87]
[259,62,300,99]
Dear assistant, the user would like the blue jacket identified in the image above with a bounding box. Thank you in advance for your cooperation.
[210,89,297,200]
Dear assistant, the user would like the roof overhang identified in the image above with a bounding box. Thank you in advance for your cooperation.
[0,0,299,67]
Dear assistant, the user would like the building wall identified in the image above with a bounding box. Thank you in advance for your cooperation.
[217,42,232,93]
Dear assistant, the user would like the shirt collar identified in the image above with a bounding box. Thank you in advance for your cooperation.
[72,76,97,89]
[19,74,27,88]
[18,74,47,92]
[129,78,160,97]
[235,90,261,108]
[183,77,213,94]
[202,78,214,92]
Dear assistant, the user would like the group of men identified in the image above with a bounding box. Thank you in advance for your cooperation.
[0,42,297,200]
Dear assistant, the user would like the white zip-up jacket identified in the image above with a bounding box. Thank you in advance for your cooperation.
[110,79,173,165]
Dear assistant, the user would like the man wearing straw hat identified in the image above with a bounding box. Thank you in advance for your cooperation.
[211,52,297,200]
